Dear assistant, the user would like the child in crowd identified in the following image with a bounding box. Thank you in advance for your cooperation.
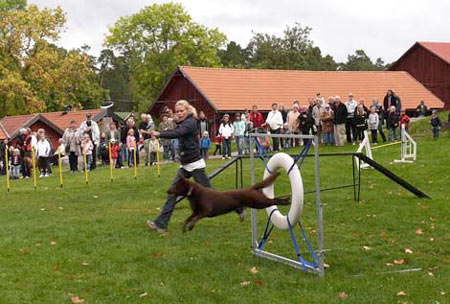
[148,137,160,165]
[81,134,94,171]
[368,106,380,144]
[11,148,21,179]
[213,133,222,156]
[430,110,441,138]
[200,131,211,160]
[36,132,51,177]
[110,139,120,168]
[55,138,65,157]
[387,106,399,142]
[400,111,411,132]
[320,105,334,145]
[354,104,368,142]
[219,114,233,159]
[243,113,253,154]
[126,128,136,167]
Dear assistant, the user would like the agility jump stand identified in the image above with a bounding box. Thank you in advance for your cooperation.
[249,133,324,277]
[394,124,417,163]
[355,130,373,170]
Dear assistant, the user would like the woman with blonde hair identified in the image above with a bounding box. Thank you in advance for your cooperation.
[146,100,244,232]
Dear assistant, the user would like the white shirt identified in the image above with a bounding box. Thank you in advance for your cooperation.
[266,110,283,130]
[219,123,234,139]
[36,139,51,157]
[79,120,100,145]
[181,158,206,172]
[345,99,357,118]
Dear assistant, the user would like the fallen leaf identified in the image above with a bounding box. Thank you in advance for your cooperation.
[394,259,406,265]
[253,280,263,287]
[429,238,435,242]
[240,281,251,287]
[53,265,59,272]
[441,291,446,295]
[351,232,361,237]
[338,291,348,299]
[397,291,407,297]
[71,295,84,303]
[368,184,374,189]
[386,263,394,267]
[156,207,161,211]
[64,275,73,280]
[58,206,64,210]
[404,248,413,254]
[428,180,433,184]
[40,208,45,211]
[81,262,89,266]
[415,228,424,235]
[93,195,98,199]
[324,263,330,269]
[34,242,42,246]
[380,231,387,239]
[22,248,31,255]
[153,252,163,258]
[159,232,169,238]
[363,246,371,251]
[250,267,258,274]
[310,229,317,234]
[421,204,429,209]
[139,292,148,298]
[50,240,56,246]
[428,272,434,276]
[203,242,210,247]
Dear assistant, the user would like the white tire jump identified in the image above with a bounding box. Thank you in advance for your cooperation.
[262,152,304,230]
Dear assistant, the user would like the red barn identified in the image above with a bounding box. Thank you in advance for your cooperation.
[390,42,450,110]
[149,66,444,134]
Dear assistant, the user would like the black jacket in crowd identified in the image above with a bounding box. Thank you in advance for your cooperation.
[120,126,140,144]
[298,112,315,134]
[197,118,210,135]
[159,114,201,165]
[387,112,399,129]
[334,103,348,124]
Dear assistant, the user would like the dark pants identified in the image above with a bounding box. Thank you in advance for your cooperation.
[222,138,231,157]
[371,129,378,143]
[69,152,78,172]
[91,145,97,170]
[432,126,440,138]
[39,157,48,175]
[201,148,209,160]
[271,128,280,151]
[345,118,356,143]
[155,168,211,229]
[213,144,221,155]
[378,123,387,142]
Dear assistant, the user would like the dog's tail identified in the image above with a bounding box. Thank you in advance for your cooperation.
[252,172,280,190]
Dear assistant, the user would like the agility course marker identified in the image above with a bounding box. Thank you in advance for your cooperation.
[83,149,88,184]
[58,150,63,188]
[250,133,324,276]
[32,147,37,190]
[156,140,160,178]
[5,148,10,192]
[355,130,373,170]
[394,124,417,163]
[108,142,113,183]
[371,141,401,150]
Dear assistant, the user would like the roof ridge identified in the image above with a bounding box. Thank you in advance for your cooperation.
[180,66,401,73]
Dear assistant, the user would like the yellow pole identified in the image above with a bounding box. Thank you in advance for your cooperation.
[32,147,37,190]
[109,142,113,183]
[133,141,137,179]
[156,140,160,178]
[83,148,88,184]
[58,149,63,188]
[5,148,10,192]
[371,141,401,150]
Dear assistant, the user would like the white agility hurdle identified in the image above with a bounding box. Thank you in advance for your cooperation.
[394,124,417,163]
[355,130,373,170]
[249,133,324,276]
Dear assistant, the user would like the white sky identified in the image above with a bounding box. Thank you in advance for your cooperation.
[29,0,450,64]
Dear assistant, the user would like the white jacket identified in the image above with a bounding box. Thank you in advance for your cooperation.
[219,123,234,139]
[368,113,379,130]
[79,120,100,145]
[266,110,283,130]
[345,99,357,118]
[36,139,51,157]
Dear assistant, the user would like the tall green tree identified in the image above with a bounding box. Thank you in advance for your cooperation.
[104,2,227,111]
[0,0,26,11]
[0,4,105,116]
[219,41,247,68]
[341,49,386,71]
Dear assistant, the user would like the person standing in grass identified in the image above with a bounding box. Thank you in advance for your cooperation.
[219,114,233,159]
[81,134,94,171]
[400,111,411,132]
[320,104,334,146]
[200,131,211,160]
[126,128,137,167]
[243,113,253,155]
[387,106,399,142]
[146,100,245,232]
[233,113,245,156]
[430,110,441,138]
[110,139,119,169]
[213,132,222,156]
[36,131,51,177]
[354,104,368,143]
[333,96,348,147]
[368,106,380,144]
[63,121,81,173]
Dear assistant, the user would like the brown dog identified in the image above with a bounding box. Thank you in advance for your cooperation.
[167,172,289,232]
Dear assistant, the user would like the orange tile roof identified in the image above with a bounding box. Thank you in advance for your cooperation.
[418,42,450,63]
[0,123,8,139]
[0,114,35,136]
[179,66,444,111]
[41,109,104,132]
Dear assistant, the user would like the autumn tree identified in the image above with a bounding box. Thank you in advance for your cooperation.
[0,4,105,117]
[104,2,227,111]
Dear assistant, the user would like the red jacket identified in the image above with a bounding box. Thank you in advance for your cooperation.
[110,144,119,159]
[249,112,264,128]
[400,114,410,128]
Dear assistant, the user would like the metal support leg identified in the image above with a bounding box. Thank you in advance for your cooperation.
[314,135,324,277]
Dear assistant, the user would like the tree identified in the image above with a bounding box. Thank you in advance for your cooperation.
[219,41,246,68]
[0,4,106,116]
[341,49,386,71]
[104,2,227,111]
[0,0,26,11]
[244,23,337,70]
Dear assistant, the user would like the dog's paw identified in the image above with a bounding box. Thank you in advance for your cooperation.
[278,199,291,205]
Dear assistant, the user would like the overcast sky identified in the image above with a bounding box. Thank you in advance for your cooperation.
[29,0,449,64]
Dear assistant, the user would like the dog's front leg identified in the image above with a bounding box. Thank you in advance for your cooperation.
[187,215,204,231]
[183,214,195,233]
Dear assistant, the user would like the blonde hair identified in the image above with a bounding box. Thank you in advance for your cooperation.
[175,100,197,119]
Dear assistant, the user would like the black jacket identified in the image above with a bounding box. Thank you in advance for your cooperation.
[334,103,348,124]
[159,114,201,165]
[121,126,139,144]
[387,113,399,129]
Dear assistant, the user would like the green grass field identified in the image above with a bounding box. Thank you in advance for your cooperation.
[0,114,449,303]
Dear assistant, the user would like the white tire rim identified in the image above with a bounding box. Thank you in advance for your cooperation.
[262,152,304,230]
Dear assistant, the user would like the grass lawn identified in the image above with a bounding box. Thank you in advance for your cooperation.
[0,114,448,303]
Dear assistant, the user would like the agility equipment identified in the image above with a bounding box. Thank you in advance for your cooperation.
[83,148,88,184]
[249,133,324,276]
[355,130,373,170]
[32,147,37,189]
[5,148,10,192]
[108,142,113,183]
[58,149,63,188]
[133,142,137,179]
[394,124,417,163]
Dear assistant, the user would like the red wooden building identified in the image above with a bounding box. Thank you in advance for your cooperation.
[390,42,450,110]
[149,66,444,134]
